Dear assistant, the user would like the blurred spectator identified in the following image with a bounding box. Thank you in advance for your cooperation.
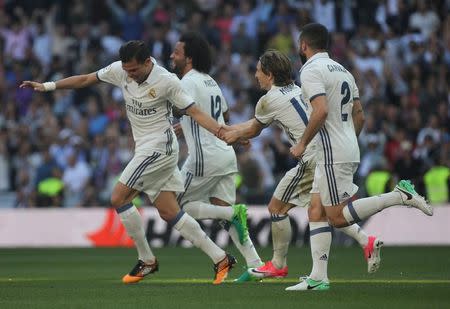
[230,0,259,40]
[34,148,57,189]
[236,150,268,204]
[0,6,32,61]
[49,129,75,170]
[231,22,256,56]
[147,22,172,68]
[266,126,297,182]
[423,162,450,204]
[358,134,387,179]
[408,0,440,38]
[312,0,336,33]
[62,151,91,207]
[394,140,423,185]
[36,167,64,207]
[106,0,158,41]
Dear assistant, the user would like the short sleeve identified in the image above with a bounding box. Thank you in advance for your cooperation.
[300,67,326,102]
[96,61,124,87]
[254,95,273,126]
[351,76,360,100]
[221,96,229,113]
[167,75,195,110]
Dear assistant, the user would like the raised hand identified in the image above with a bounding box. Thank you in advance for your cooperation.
[19,81,46,92]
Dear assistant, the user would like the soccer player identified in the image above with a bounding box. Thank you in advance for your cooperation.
[286,23,433,291]
[20,40,236,285]
[170,32,263,282]
[220,49,380,283]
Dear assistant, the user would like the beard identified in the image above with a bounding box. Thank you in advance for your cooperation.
[172,59,186,78]
[299,52,307,65]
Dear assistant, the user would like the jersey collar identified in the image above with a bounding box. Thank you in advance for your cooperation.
[139,57,157,86]
[300,52,329,75]
[182,69,198,80]
[304,52,329,65]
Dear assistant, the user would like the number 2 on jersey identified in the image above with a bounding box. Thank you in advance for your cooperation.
[210,95,221,121]
[340,81,351,122]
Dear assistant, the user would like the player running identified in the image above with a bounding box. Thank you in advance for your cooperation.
[170,32,263,281]
[220,49,382,283]
[286,23,432,291]
[20,40,236,285]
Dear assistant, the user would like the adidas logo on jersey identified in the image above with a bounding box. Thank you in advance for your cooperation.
[319,254,328,261]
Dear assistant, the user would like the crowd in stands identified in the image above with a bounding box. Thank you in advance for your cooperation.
[0,0,448,207]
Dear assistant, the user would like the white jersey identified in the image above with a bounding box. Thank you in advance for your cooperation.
[254,83,316,162]
[300,52,360,164]
[97,59,193,154]
[179,69,237,177]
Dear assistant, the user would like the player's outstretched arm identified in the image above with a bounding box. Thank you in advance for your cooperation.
[185,104,221,136]
[352,99,365,137]
[290,95,328,158]
[20,72,99,92]
[221,119,264,144]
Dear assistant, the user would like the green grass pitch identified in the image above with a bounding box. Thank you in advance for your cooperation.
[1,246,449,308]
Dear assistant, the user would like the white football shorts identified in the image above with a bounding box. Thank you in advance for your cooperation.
[177,169,236,206]
[119,151,184,202]
[273,158,315,208]
[310,162,359,206]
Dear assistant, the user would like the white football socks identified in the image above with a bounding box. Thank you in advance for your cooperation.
[173,211,225,263]
[183,201,234,221]
[228,225,262,267]
[271,215,291,269]
[343,192,403,224]
[338,224,369,247]
[309,222,331,281]
[116,204,155,263]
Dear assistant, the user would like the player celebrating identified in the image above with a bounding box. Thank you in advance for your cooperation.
[170,32,263,282]
[20,40,236,285]
[286,23,432,291]
[220,49,380,283]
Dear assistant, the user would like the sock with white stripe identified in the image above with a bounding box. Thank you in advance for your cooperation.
[225,223,262,268]
[342,192,403,224]
[116,204,155,263]
[309,222,331,281]
[338,223,369,247]
[172,211,225,264]
[183,201,234,221]
[271,215,291,269]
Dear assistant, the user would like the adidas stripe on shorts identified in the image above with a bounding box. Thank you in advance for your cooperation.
[273,158,315,208]
[119,151,184,202]
[310,162,359,206]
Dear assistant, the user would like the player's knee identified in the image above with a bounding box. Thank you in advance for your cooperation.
[158,208,177,222]
[327,215,347,228]
[308,206,325,221]
[110,193,125,209]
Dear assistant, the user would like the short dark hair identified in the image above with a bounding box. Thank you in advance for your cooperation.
[299,23,329,51]
[119,40,150,63]
[259,50,293,87]
[179,32,212,73]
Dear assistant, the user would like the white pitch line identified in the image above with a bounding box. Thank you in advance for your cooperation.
[1,278,449,284]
